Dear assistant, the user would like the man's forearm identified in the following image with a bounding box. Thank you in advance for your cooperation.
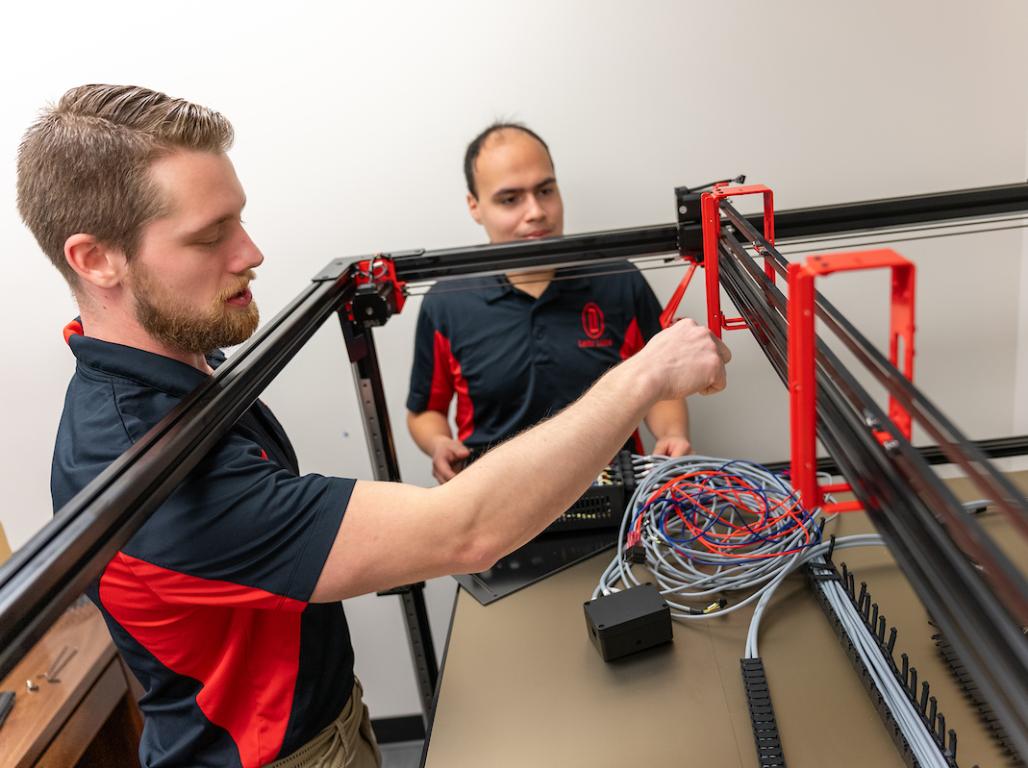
[437,359,659,560]
[312,318,726,601]
[407,410,453,456]
[645,398,689,441]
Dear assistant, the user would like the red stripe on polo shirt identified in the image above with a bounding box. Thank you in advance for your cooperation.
[452,372,474,443]
[430,331,475,442]
[428,331,455,412]
[619,317,645,361]
[99,552,305,768]
[63,319,84,345]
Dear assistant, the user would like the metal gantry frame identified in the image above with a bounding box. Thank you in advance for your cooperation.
[1,181,1027,743]
[703,188,1028,758]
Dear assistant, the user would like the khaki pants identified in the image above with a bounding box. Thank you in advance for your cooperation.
[268,678,382,768]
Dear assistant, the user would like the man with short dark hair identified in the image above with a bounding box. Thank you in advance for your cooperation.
[407,123,692,482]
[18,87,729,767]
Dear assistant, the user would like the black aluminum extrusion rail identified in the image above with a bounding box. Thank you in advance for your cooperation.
[332,291,440,720]
[761,434,1028,476]
[0,274,355,680]
[390,182,1028,283]
[711,205,1028,761]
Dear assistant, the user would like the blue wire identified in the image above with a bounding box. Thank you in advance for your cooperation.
[631,459,822,565]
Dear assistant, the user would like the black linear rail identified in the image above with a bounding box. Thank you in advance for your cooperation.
[394,225,678,282]
[389,182,1028,283]
[753,181,1028,241]
[0,274,355,680]
[761,435,1028,476]
[713,231,1028,762]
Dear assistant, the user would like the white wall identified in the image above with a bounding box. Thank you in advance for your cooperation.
[2,0,1026,718]
[1014,115,1028,431]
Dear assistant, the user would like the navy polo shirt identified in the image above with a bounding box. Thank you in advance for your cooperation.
[407,261,663,449]
[52,321,356,768]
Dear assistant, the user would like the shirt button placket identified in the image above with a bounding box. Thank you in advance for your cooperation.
[530,307,550,364]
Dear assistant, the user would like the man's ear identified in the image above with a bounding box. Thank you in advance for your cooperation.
[466,192,482,225]
[64,234,128,289]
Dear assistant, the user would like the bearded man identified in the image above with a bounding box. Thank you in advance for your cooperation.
[17,84,729,768]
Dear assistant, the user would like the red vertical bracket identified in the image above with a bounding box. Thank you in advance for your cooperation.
[700,184,775,337]
[659,259,698,329]
[787,249,916,513]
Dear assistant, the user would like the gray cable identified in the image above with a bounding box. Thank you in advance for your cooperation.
[594,456,831,621]
[818,566,950,766]
[594,455,952,766]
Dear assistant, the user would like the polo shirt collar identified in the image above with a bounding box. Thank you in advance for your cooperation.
[481,275,513,304]
[481,268,592,304]
[65,319,224,398]
[554,272,592,293]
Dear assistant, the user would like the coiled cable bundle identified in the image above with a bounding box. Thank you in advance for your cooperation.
[594,455,830,619]
[593,455,959,766]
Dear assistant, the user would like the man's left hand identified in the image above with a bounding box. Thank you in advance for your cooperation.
[653,435,692,457]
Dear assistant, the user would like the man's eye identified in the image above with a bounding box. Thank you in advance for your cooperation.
[539,187,553,197]
[498,195,518,206]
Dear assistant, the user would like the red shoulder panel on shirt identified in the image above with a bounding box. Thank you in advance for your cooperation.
[99,552,305,768]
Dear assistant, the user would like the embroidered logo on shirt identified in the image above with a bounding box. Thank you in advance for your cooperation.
[579,302,612,348]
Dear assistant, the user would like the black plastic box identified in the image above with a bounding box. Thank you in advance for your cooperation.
[583,583,673,661]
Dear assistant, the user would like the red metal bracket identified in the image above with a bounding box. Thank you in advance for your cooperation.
[700,184,776,337]
[788,249,916,513]
[659,258,698,328]
[346,257,407,324]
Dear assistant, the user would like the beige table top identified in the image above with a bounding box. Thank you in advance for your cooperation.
[424,472,1026,767]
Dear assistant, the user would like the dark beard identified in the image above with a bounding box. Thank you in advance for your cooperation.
[135,294,259,353]
[131,268,259,354]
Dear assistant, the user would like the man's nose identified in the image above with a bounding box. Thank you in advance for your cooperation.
[524,193,546,222]
[234,229,264,272]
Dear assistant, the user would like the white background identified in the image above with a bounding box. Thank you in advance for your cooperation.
[2,0,1027,718]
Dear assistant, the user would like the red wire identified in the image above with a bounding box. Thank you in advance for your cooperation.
[633,469,813,560]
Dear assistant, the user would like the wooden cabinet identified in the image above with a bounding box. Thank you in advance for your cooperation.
[0,599,143,768]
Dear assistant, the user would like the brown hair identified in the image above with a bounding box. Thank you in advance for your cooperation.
[16,84,234,286]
